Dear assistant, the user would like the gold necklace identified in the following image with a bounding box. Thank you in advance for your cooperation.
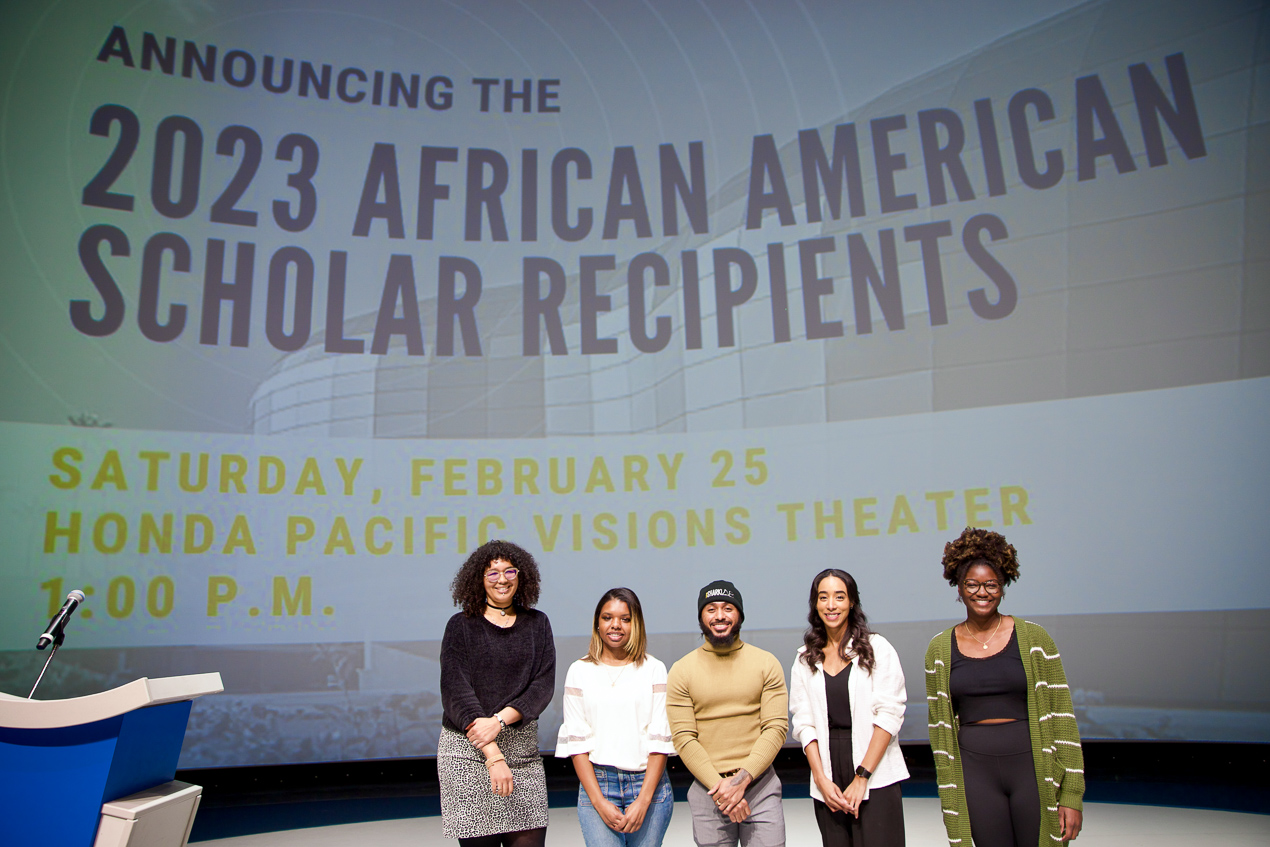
[963,615,1003,650]
[602,660,630,687]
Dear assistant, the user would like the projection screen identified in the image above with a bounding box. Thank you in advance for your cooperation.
[1,0,1267,767]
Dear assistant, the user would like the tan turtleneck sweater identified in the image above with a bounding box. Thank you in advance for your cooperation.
[666,638,789,788]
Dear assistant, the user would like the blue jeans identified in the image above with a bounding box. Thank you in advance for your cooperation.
[578,764,674,847]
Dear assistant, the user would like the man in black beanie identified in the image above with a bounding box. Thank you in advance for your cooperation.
[697,580,744,644]
[667,579,788,846]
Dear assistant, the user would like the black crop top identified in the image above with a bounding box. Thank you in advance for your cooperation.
[825,663,852,729]
[949,626,1028,723]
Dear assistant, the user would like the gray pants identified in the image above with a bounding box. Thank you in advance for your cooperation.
[686,768,785,847]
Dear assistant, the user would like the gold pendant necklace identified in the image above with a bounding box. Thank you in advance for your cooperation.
[964,615,1003,650]
[603,661,629,687]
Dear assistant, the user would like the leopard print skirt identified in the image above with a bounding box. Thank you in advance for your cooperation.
[437,720,549,839]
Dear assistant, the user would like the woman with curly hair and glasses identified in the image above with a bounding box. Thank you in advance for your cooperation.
[789,569,909,847]
[438,540,556,847]
[925,528,1085,847]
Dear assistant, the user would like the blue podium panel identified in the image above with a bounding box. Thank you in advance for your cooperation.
[103,700,192,804]
[0,700,192,847]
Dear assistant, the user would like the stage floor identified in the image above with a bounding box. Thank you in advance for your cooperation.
[195,797,1269,846]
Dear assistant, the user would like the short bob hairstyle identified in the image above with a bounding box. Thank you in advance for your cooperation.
[585,587,648,666]
[449,539,542,617]
[941,526,1021,587]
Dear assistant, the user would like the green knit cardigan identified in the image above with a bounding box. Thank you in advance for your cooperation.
[924,620,1085,846]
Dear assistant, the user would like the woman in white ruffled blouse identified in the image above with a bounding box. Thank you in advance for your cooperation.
[790,568,909,847]
[556,587,675,847]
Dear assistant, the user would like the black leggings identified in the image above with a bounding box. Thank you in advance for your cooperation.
[958,721,1040,847]
[458,828,546,847]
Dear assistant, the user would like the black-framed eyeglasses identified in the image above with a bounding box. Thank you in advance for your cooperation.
[485,568,518,583]
[962,579,1002,594]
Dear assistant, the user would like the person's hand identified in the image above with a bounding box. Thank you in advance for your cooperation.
[619,796,649,832]
[487,759,513,796]
[1059,806,1083,841]
[594,797,625,831]
[708,770,751,817]
[466,716,501,747]
[725,798,751,823]
[814,775,849,813]
[841,775,867,818]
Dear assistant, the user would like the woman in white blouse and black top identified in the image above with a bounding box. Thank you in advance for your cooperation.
[790,569,909,847]
[556,587,675,847]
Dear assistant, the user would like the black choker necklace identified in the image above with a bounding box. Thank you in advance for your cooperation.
[487,600,513,617]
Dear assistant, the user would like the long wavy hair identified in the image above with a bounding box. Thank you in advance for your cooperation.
[584,587,648,666]
[801,568,876,673]
[449,539,542,617]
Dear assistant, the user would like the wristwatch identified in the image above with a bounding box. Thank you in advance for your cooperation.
[855,765,872,779]
[495,714,507,729]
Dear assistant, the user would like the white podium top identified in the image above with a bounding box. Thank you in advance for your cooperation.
[0,673,223,730]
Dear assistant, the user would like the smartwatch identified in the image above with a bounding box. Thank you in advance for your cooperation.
[855,765,872,780]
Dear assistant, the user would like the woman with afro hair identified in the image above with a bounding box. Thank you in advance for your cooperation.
[924,528,1085,847]
[438,540,556,847]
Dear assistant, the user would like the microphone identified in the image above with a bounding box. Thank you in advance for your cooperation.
[37,589,86,650]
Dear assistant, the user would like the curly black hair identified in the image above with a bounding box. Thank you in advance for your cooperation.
[449,539,542,617]
[940,526,1021,587]
[801,568,876,673]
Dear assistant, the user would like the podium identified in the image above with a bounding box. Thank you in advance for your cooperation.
[0,673,223,847]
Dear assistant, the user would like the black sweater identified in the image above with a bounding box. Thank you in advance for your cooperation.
[440,607,557,732]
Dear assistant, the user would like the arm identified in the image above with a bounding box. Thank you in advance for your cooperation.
[790,654,847,812]
[468,619,540,747]
[557,662,624,829]
[439,616,486,731]
[647,662,676,755]
[1060,807,1083,842]
[467,705,525,747]
[802,739,848,813]
[506,612,557,721]
[554,663,594,759]
[924,636,956,791]
[927,631,973,846]
[667,664,753,823]
[622,660,674,832]
[787,653,819,752]
[741,653,790,778]
[1034,626,1084,838]
[666,659,721,788]
[483,740,513,796]
[841,725,894,815]
[570,753,626,831]
[712,654,789,813]
[842,636,907,812]
[620,752,668,833]
[866,635,907,737]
